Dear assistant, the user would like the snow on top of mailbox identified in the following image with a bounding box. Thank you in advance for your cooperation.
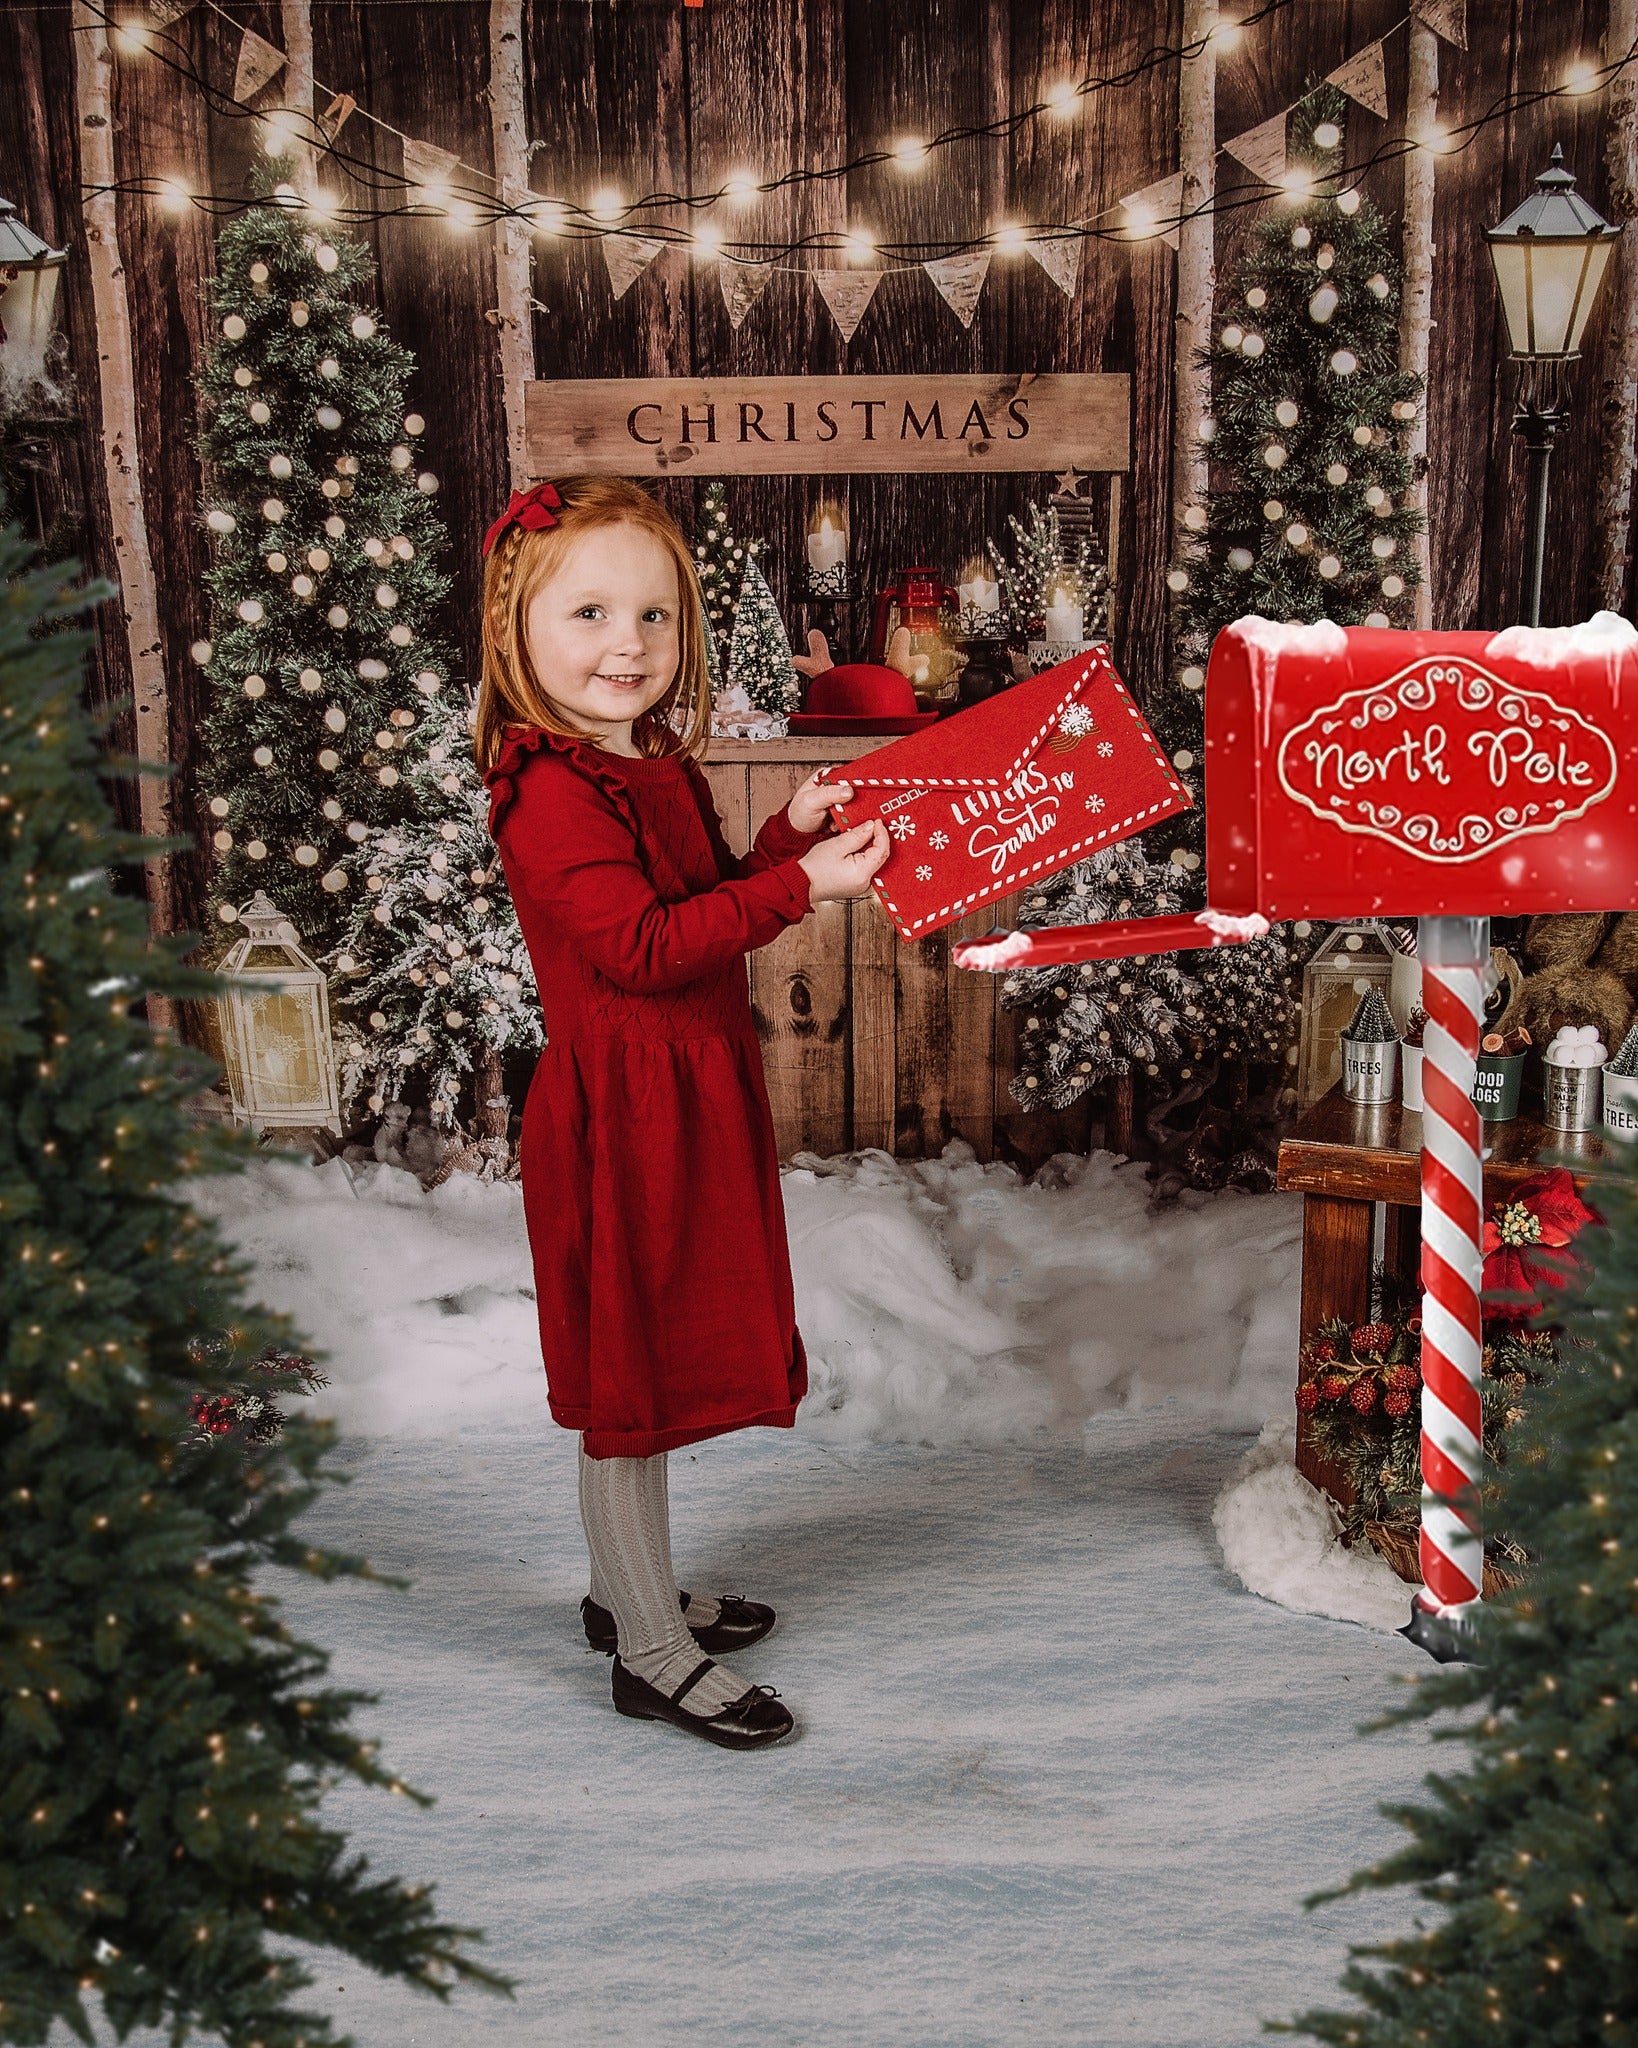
[1219,616,1350,750]
[1485,609,1638,667]
[1222,615,1350,658]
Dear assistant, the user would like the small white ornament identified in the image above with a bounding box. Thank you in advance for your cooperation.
[318,747,340,770]
[324,708,347,732]
[237,599,264,624]
[327,605,349,628]
[293,845,319,866]
[316,405,343,430]
[190,638,214,665]
[416,472,439,494]
[351,313,376,339]
[206,508,236,535]
[320,356,342,379]
[374,583,398,609]
[262,498,285,522]
[289,300,309,326]
[222,314,246,340]
[242,674,266,698]
[298,666,323,691]
[358,657,388,680]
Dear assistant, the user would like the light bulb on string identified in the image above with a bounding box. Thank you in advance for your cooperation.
[157,178,191,215]
[693,222,723,260]
[843,228,876,264]
[1563,58,1601,95]
[721,171,761,206]
[991,221,1028,255]
[589,187,623,223]
[891,137,928,171]
[1312,121,1342,150]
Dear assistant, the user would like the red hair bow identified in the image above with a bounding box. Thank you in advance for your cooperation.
[482,481,563,557]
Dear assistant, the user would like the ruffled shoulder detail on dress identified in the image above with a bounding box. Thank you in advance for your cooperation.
[484,724,646,842]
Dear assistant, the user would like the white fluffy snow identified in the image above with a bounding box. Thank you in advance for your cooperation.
[1213,1419,1413,1633]
[135,1145,1447,2048]
[193,1144,1303,1449]
[1485,608,1638,666]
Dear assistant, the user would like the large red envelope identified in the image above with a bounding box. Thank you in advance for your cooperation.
[816,648,1191,942]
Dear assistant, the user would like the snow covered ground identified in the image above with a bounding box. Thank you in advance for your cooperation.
[155,1144,1435,2047]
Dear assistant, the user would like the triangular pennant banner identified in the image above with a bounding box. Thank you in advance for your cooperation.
[603,234,665,300]
[922,252,990,328]
[321,92,357,145]
[1027,235,1082,298]
[811,268,881,342]
[1223,110,1289,184]
[1326,40,1387,118]
[1413,0,1467,48]
[1118,170,1185,250]
[720,261,773,330]
[403,137,462,191]
[148,0,194,23]
[232,27,286,105]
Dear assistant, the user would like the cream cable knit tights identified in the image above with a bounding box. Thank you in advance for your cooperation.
[577,1443,746,1716]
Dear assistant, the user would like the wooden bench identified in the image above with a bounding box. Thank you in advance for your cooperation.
[1275,1087,1605,1500]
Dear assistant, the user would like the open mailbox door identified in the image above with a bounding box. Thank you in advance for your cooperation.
[953,614,1638,971]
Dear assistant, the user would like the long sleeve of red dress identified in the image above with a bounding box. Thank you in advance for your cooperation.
[485,725,823,1458]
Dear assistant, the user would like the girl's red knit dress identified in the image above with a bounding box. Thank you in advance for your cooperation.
[485,724,824,1459]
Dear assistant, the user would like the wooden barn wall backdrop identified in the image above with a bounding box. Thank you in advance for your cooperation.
[0,0,1626,1149]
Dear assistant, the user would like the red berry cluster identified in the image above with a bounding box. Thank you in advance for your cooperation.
[189,1392,240,1437]
[1352,1322,1394,1357]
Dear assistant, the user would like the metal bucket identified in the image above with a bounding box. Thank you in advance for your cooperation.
[1603,1069,1638,1140]
[1342,1035,1398,1105]
[1544,1059,1603,1134]
[1472,1052,1525,1123]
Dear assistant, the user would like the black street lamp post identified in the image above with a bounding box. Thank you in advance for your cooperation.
[1484,146,1619,626]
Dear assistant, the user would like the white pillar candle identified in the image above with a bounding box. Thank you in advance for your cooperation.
[958,573,1000,615]
[1043,599,1084,643]
[806,518,846,572]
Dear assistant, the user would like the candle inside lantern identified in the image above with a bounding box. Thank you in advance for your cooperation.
[1043,586,1084,644]
[806,510,847,573]
[957,556,1001,621]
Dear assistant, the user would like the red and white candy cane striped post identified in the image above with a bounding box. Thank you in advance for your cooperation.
[1402,914,1489,1661]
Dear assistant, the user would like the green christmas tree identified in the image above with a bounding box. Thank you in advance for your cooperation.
[1152,85,1426,873]
[723,556,798,718]
[0,522,506,2042]
[196,161,454,959]
[328,685,539,1130]
[1285,1140,1638,2047]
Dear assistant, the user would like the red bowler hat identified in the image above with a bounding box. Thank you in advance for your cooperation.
[788,661,941,735]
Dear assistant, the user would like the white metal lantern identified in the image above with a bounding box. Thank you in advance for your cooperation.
[1484,145,1618,362]
[1296,922,1394,1109]
[0,194,68,404]
[217,892,342,1133]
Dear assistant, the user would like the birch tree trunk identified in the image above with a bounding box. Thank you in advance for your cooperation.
[1400,21,1438,629]
[279,0,316,187]
[1172,0,1217,528]
[1596,0,1638,613]
[73,1,176,1028]
[489,0,535,490]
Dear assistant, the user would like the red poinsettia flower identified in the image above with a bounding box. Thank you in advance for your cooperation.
[1481,1168,1599,1324]
[482,481,563,557]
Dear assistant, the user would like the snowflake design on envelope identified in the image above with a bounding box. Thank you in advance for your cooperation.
[817,649,1191,942]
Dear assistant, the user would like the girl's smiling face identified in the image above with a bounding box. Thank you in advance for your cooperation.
[524,523,682,747]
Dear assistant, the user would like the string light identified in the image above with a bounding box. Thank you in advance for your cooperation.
[991,222,1029,254]
[692,222,723,260]
[157,177,191,214]
[1563,58,1601,95]
[843,228,876,264]
[891,138,929,170]
[721,171,761,205]
[588,187,623,223]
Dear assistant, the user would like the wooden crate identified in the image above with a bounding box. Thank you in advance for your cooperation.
[705,737,1093,1168]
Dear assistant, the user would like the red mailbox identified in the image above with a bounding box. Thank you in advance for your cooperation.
[952,612,1638,1656]
[953,615,1638,968]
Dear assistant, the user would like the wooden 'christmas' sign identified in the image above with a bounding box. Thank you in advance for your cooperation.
[524,374,1129,477]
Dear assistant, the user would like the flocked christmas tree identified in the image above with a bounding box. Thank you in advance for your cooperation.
[327,682,539,1130]
[0,520,507,2044]
[196,160,453,959]
[1286,1137,1638,2048]
[987,498,1109,643]
[723,555,799,718]
[1151,84,1425,874]
[1003,845,1205,1104]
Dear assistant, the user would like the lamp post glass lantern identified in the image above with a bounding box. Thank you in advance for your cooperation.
[1484,145,1619,625]
[0,193,67,409]
[217,892,342,1134]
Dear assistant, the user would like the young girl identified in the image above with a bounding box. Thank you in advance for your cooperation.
[476,476,889,1751]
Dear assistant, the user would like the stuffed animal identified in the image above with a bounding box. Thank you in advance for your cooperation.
[1496,912,1638,1052]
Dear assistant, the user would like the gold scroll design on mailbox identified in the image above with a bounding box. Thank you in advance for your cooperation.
[1275,657,1619,863]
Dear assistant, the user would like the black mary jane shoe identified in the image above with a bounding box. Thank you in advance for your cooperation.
[611,1655,795,1750]
[581,1591,776,1659]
